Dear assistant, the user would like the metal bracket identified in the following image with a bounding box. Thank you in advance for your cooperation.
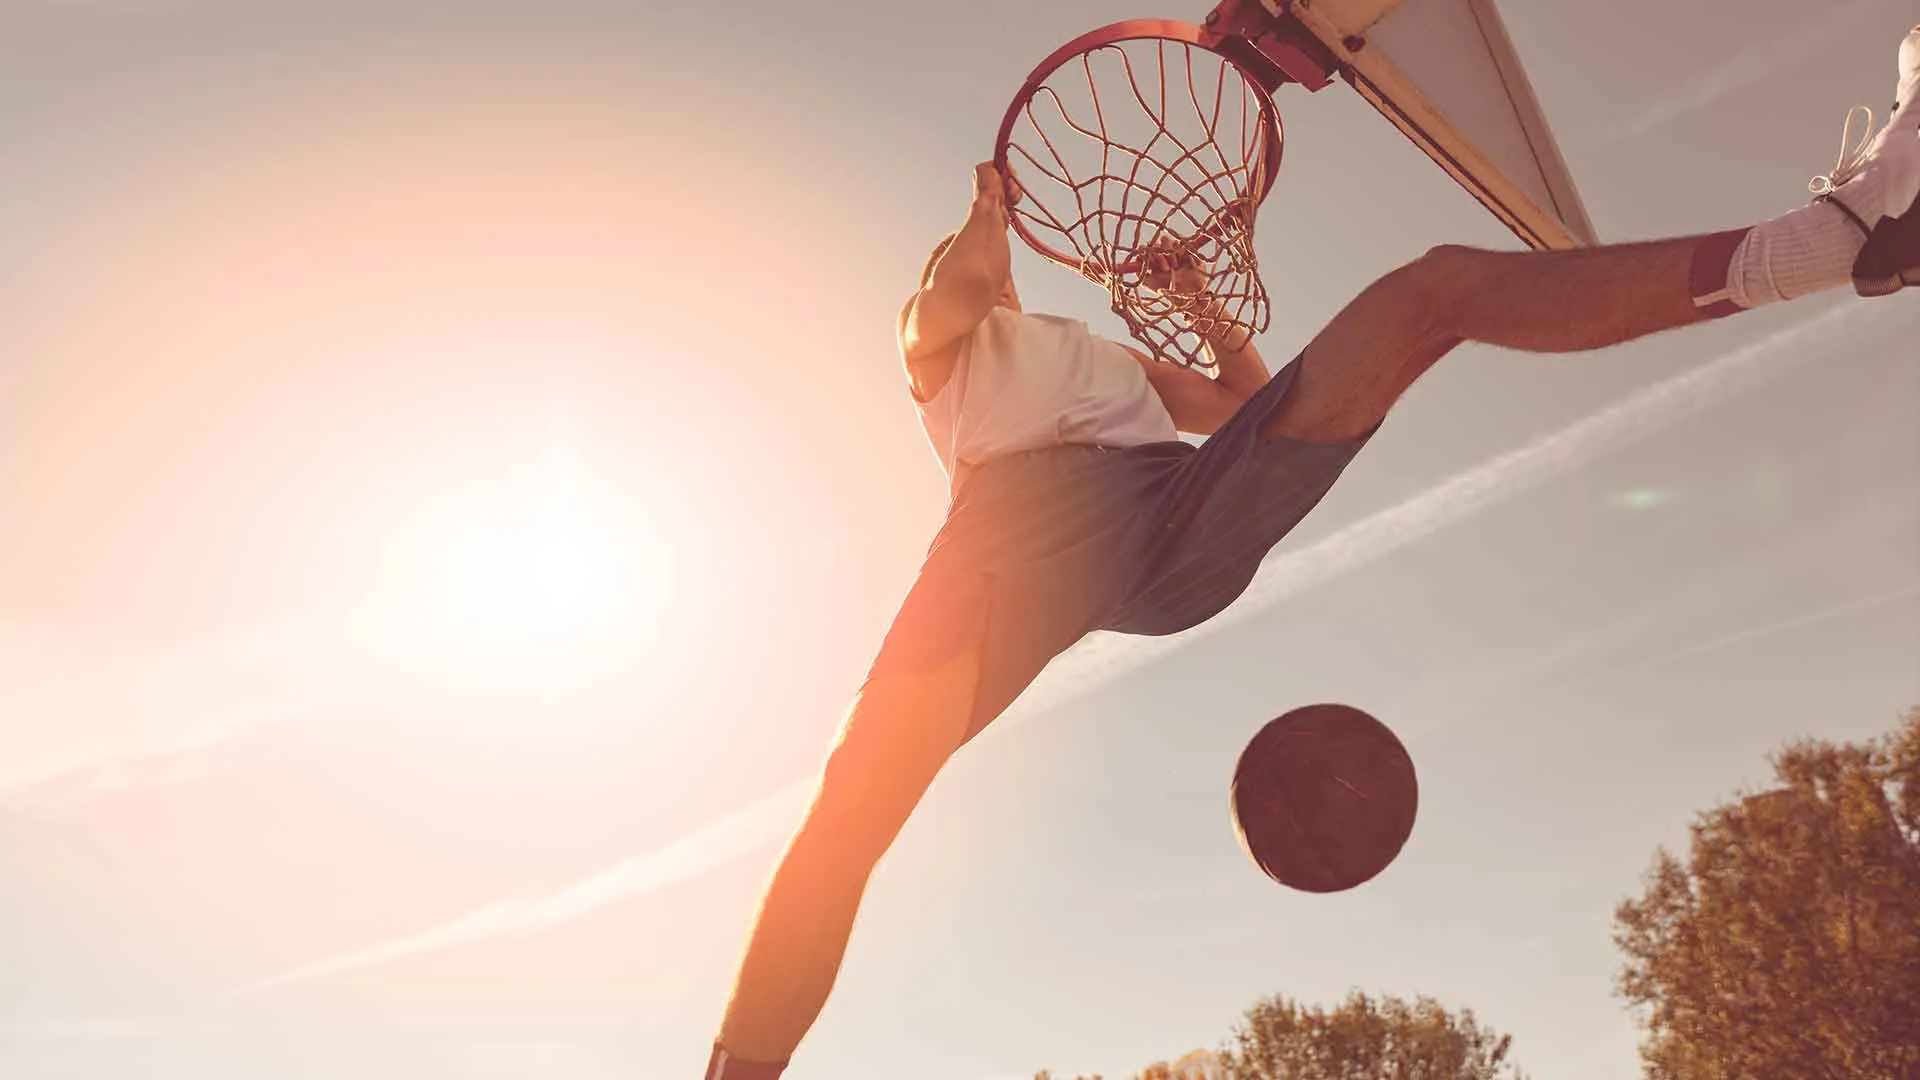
[1201,0,1342,92]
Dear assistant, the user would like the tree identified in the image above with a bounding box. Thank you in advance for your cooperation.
[1222,991,1525,1079]
[1036,1049,1222,1080]
[1138,1050,1229,1079]
[1613,708,1920,1079]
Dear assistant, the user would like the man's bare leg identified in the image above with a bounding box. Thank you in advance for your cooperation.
[1267,24,1919,445]
[707,645,983,1078]
[1262,235,1723,443]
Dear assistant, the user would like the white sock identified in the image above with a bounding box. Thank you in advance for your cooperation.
[1705,69,1920,311]
[1716,200,1872,309]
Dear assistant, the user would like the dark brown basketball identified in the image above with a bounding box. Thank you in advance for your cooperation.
[1229,703,1419,893]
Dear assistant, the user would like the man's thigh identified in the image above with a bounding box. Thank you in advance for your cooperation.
[813,641,984,848]
[1259,251,1461,445]
[865,557,1110,748]
[1106,358,1375,637]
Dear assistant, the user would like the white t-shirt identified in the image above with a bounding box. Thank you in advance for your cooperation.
[915,308,1178,489]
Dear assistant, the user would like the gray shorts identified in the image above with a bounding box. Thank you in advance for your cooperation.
[867,354,1373,743]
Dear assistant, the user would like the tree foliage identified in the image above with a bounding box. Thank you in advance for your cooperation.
[1613,708,1920,1079]
[1223,991,1525,1080]
[1138,1050,1228,1079]
[1036,1000,1520,1080]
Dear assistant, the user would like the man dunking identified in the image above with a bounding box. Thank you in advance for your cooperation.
[703,25,1920,1080]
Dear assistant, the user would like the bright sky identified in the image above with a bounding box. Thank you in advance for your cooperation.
[2,2,1917,1079]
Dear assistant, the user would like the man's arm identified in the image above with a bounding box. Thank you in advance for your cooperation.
[1130,347,1245,435]
[1129,242,1275,434]
[1193,305,1271,400]
[899,163,1014,368]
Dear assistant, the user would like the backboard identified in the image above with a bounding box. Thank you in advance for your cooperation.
[1203,0,1598,249]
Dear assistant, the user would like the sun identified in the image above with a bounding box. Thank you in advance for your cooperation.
[431,484,622,647]
[356,438,674,699]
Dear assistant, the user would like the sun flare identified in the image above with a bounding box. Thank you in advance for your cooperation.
[355,438,673,698]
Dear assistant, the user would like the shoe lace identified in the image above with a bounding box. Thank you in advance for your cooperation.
[1809,104,1879,196]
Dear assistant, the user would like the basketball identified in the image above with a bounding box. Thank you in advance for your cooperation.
[1229,703,1419,893]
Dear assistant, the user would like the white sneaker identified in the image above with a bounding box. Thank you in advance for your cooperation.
[1811,26,1920,226]
[1816,25,1920,295]
[1905,23,1920,104]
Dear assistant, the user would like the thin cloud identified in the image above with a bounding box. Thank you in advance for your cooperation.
[1571,0,1884,151]
[5,717,249,810]
[2,682,383,811]
[1402,491,1920,719]
[1579,581,1920,684]
[241,779,812,993]
[0,1017,171,1043]
[243,298,1887,990]
[1,608,531,808]
[0,614,349,805]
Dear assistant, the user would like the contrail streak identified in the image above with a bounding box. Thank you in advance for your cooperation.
[240,779,813,994]
[1399,493,1920,721]
[244,297,1889,990]
[1580,581,1920,684]
[0,615,357,805]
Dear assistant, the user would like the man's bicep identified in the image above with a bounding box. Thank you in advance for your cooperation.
[899,271,996,362]
[897,295,962,402]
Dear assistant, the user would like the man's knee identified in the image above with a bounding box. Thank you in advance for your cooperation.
[1417,243,1486,279]
[799,651,981,862]
[1396,244,1482,339]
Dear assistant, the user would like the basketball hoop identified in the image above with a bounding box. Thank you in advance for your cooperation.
[993,20,1285,370]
